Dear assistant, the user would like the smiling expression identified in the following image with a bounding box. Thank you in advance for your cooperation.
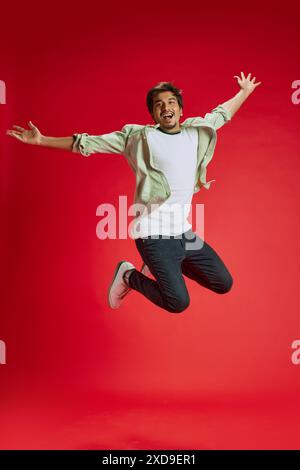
[151,91,183,133]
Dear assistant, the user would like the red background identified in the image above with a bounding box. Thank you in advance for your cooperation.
[1,0,300,449]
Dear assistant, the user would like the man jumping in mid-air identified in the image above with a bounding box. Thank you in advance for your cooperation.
[7,72,261,313]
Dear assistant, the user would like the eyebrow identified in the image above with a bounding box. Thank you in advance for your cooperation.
[154,97,177,104]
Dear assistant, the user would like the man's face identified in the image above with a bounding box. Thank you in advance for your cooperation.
[151,91,183,133]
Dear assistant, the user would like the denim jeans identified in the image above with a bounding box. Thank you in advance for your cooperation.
[128,228,233,313]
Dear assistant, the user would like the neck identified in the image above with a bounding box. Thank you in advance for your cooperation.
[157,125,181,135]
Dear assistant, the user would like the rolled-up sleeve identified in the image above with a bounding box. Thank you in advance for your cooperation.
[72,125,130,157]
[204,105,232,130]
[72,133,90,156]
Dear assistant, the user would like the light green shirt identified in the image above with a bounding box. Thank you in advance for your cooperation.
[72,105,232,215]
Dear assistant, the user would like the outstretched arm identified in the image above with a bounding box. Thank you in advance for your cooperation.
[6,122,129,156]
[6,121,74,151]
[220,72,262,118]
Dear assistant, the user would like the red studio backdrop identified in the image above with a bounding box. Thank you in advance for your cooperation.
[1,0,300,451]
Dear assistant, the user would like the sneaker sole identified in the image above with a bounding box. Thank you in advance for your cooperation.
[108,260,129,309]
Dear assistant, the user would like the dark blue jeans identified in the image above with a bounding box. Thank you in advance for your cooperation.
[128,228,233,313]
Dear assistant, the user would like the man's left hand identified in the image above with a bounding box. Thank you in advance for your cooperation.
[234,72,262,94]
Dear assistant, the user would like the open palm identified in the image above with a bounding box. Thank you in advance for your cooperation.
[234,72,262,94]
[6,121,42,145]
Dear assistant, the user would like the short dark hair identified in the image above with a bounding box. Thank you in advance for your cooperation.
[146,81,184,116]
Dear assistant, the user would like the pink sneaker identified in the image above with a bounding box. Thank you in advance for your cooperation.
[108,261,136,309]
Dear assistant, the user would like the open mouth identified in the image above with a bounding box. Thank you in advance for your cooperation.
[161,113,174,122]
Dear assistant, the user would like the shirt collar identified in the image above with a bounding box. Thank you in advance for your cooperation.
[151,122,185,131]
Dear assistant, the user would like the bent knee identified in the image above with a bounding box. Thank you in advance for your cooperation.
[216,274,233,294]
[164,295,190,313]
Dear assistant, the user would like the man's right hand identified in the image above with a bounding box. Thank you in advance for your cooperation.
[6,121,42,145]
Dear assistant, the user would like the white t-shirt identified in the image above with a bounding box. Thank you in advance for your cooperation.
[131,126,198,239]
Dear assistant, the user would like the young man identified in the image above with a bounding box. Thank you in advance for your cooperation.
[6,72,261,313]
